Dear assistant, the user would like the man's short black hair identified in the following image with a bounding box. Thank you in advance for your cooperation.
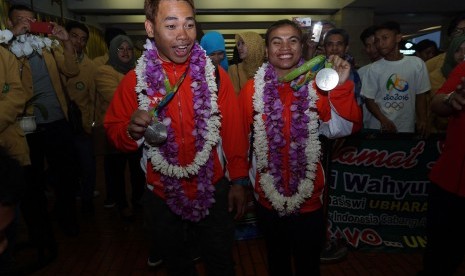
[8,4,34,19]
[324,28,349,46]
[415,39,438,53]
[375,21,401,34]
[65,21,90,38]
[360,25,377,44]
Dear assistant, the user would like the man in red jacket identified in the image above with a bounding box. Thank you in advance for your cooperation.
[103,0,249,275]
[239,19,362,276]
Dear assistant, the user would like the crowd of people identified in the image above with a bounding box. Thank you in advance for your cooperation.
[1,0,465,275]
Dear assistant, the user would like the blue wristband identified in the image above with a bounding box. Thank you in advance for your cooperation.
[232,178,249,186]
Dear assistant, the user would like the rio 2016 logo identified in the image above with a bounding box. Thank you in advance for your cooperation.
[386,74,409,92]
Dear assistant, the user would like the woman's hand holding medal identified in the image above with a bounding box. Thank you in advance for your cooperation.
[279,54,351,91]
[316,55,350,91]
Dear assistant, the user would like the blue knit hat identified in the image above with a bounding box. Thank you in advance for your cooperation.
[200,31,228,71]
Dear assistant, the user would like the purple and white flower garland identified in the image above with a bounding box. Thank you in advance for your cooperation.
[252,61,321,216]
[135,39,221,221]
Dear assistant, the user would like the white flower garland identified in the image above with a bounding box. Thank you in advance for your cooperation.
[0,29,13,44]
[253,63,321,215]
[135,43,221,179]
[6,33,58,58]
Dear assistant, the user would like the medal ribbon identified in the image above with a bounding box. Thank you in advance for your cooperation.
[279,57,331,91]
[150,68,189,119]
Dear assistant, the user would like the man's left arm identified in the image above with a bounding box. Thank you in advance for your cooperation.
[216,67,249,219]
[51,22,79,78]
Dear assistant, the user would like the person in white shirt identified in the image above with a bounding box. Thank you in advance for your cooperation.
[362,21,429,135]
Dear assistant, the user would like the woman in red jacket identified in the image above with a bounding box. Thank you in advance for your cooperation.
[239,19,362,276]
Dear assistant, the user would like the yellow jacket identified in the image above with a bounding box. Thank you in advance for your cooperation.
[93,64,124,155]
[93,53,108,67]
[64,54,96,134]
[426,52,445,74]
[94,64,124,127]
[17,44,79,118]
[228,63,248,95]
[0,46,30,165]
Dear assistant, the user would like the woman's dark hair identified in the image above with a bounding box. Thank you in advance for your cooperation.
[265,19,302,47]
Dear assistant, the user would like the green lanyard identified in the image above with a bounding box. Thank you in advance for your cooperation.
[151,68,189,118]
[278,55,330,90]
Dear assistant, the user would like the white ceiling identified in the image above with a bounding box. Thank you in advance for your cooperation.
[8,0,465,57]
[66,0,353,10]
[60,0,465,55]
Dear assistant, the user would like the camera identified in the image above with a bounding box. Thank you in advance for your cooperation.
[29,22,53,34]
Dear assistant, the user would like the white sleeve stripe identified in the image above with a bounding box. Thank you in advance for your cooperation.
[319,108,354,139]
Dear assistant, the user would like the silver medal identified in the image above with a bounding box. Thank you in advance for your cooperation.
[144,121,168,146]
[315,68,339,91]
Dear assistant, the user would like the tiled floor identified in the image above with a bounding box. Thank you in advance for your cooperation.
[12,209,395,276]
[9,159,465,276]
[12,195,462,276]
